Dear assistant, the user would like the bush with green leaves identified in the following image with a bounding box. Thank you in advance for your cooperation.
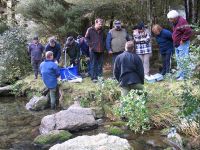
[116,90,150,134]
[79,78,120,107]
[0,28,31,85]
[95,78,121,105]
[190,44,200,79]
[179,80,200,123]
[0,22,8,34]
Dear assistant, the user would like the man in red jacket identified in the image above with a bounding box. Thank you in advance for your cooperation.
[167,10,192,80]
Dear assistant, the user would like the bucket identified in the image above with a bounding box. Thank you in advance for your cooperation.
[60,66,78,80]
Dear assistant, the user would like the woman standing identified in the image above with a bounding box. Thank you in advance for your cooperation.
[152,24,174,75]
[133,22,152,77]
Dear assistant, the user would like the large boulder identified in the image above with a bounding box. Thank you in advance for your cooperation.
[49,133,132,150]
[33,130,72,145]
[40,104,97,134]
[26,96,49,111]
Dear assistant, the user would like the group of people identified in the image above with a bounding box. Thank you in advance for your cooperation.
[114,10,192,95]
[28,10,192,108]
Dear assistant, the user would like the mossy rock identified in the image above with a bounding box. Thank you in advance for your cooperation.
[163,147,174,150]
[107,126,125,136]
[160,128,171,136]
[110,121,127,127]
[34,130,72,145]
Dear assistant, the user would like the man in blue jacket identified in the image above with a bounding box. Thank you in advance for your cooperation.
[28,36,44,79]
[152,24,174,75]
[114,41,144,96]
[40,51,60,109]
[45,37,61,63]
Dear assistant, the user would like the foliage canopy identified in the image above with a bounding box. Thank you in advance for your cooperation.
[0,28,31,85]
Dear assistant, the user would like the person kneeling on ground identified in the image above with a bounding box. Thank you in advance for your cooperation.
[40,51,60,109]
[63,36,80,68]
[113,41,144,96]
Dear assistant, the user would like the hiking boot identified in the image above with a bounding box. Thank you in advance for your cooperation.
[92,79,98,83]
[177,76,184,81]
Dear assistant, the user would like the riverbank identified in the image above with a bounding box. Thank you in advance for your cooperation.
[4,74,200,149]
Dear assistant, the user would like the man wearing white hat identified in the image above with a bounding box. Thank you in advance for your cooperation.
[167,10,192,80]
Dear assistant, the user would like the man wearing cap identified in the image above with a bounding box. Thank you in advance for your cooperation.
[28,36,44,79]
[167,10,192,80]
[85,18,105,83]
[63,36,80,67]
[40,51,60,109]
[106,20,129,69]
[45,37,61,64]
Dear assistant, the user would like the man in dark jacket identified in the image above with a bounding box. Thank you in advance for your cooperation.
[45,37,61,63]
[40,51,60,109]
[77,35,90,76]
[28,36,44,79]
[85,18,105,82]
[167,10,192,80]
[114,41,144,96]
[63,36,80,67]
[152,24,174,75]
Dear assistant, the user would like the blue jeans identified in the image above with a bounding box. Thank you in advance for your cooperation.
[175,41,190,78]
[49,88,56,109]
[90,51,104,80]
[31,60,41,78]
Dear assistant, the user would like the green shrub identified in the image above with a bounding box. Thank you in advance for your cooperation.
[0,28,31,85]
[115,90,150,134]
[95,78,120,105]
[0,22,8,34]
[190,44,200,79]
[179,80,200,123]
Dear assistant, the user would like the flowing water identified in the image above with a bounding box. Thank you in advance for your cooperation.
[0,97,171,150]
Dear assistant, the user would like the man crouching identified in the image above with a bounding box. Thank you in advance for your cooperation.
[40,51,60,109]
[113,41,144,96]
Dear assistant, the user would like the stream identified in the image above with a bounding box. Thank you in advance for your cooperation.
[0,96,171,150]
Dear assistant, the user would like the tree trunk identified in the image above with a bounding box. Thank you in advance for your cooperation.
[197,0,200,25]
[7,0,14,26]
[147,0,152,28]
[184,0,198,24]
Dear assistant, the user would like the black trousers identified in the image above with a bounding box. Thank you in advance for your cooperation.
[161,53,171,75]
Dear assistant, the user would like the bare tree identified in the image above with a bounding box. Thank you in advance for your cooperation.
[184,0,198,24]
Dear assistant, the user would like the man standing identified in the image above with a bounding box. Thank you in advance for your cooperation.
[167,10,192,80]
[114,41,144,96]
[28,36,44,79]
[40,51,60,109]
[85,18,105,83]
[106,20,129,68]
[45,37,61,64]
